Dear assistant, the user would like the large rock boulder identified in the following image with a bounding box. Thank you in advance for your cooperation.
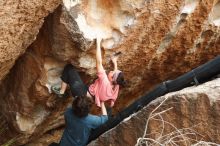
[0,0,61,81]
[0,0,220,145]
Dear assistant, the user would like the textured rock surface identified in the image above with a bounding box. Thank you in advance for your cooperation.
[0,0,220,145]
[88,78,220,146]
[0,12,78,144]
[0,0,61,82]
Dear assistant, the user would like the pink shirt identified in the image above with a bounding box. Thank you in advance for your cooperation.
[89,70,119,107]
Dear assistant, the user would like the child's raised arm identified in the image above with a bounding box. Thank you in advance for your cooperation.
[96,38,104,72]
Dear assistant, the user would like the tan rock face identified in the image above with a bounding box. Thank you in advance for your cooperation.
[0,0,61,81]
[0,0,220,145]
[88,78,220,146]
[0,14,72,144]
[63,0,142,46]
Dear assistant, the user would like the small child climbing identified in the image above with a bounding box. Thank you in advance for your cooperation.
[89,37,126,107]
[51,38,126,107]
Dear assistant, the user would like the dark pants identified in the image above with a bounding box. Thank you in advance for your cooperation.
[61,64,87,97]
[48,142,59,146]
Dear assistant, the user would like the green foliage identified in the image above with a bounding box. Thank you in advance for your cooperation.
[1,137,16,146]
[0,116,16,146]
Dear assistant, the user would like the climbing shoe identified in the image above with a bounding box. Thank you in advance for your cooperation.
[51,86,67,98]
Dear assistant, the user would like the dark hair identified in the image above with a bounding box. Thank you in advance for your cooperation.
[116,72,126,87]
[72,96,92,118]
